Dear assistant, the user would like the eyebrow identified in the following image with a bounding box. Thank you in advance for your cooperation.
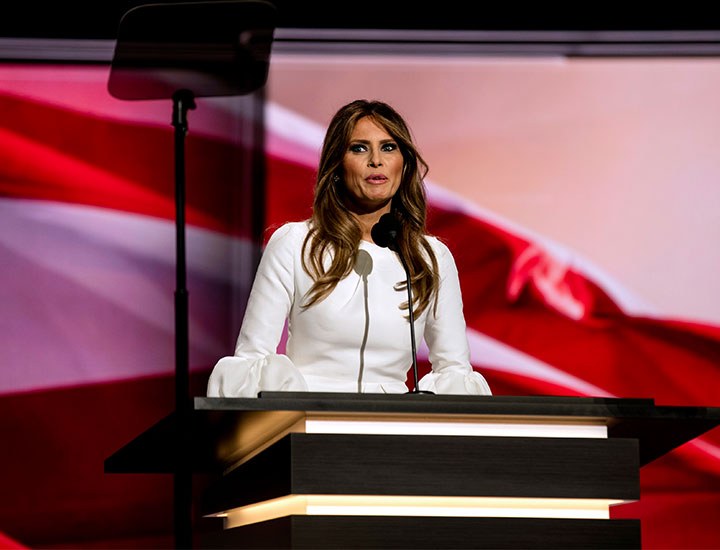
[349,138,397,144]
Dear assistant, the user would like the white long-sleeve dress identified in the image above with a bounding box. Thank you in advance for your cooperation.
[207,221,491,396]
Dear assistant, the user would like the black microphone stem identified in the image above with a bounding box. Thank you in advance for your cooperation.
[397,252,421,393]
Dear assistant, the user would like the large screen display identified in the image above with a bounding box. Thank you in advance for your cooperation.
[0,47,718,548]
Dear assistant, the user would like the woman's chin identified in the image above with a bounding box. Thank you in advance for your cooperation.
[353,200,393,216]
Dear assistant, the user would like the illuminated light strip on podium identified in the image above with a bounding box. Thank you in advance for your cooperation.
[303,419,608,438]
[221,413,611,473]
[209,495,630,529]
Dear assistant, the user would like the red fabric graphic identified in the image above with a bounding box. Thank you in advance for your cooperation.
[0,82,718,548]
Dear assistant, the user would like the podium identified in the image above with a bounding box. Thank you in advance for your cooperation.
[105,393,720,548]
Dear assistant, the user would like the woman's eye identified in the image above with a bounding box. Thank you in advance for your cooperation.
[381,143,398,152]
[349,144,367,153]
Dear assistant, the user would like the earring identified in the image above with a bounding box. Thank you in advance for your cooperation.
[332,174,340,183]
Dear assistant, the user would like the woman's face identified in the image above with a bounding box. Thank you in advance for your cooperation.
[341,116,404,215]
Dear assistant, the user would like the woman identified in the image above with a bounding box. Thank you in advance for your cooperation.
[207,100,491,396]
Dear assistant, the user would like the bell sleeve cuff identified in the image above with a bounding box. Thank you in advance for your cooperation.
[207,353,308,398]
[417,367,492,395]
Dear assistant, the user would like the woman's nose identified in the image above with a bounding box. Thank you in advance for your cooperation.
[368,150,382,167]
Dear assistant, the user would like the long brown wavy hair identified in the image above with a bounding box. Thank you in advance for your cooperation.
[301,100,440,317]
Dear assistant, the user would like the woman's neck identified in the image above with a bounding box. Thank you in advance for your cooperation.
[355,209,390,243]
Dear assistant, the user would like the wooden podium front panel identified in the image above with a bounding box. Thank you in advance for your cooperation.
[202,433,639,516]
[201,515,641,549]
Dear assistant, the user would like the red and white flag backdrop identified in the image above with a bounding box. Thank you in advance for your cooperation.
[0,57,719,548]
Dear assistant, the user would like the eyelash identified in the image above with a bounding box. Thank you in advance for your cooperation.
[349,143,397,153]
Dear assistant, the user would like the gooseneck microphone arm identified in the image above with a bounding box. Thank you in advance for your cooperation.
[371,213,434,395]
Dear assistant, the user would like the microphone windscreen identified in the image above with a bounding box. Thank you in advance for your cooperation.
[371,214,400,249]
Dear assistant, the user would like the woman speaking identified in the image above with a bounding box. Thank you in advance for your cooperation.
[207,100,491,396]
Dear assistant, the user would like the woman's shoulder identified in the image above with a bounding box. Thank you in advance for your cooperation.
[422,234,459,276]
[423,234,453,259]
[266,220,311,245]
[260,221,311,263]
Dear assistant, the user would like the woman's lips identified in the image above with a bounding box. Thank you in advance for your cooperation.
[366,174,388,184]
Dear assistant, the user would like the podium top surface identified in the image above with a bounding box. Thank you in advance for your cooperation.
[196,392,720,425]
[196,392,660,416]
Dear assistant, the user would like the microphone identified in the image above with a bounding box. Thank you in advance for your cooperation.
[371,214,433,395]
[371,213,400,251]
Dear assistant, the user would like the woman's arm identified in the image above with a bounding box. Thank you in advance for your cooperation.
[234,224,296,359]
[420,239,492,395]
[207,223,308,397]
